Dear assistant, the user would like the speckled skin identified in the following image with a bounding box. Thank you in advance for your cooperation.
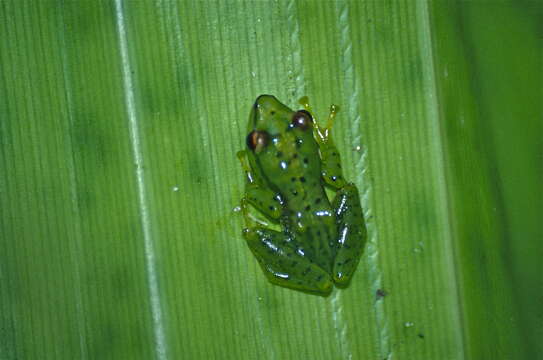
[238,95,366,295]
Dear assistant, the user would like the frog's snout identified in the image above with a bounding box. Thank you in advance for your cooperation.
[255,94,275,104]
[253,94,278,111]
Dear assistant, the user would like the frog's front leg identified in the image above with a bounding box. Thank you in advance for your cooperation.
[331,183,367,285]
[244,227,333,295]
[299,97,346,189]
[238,150,283,221]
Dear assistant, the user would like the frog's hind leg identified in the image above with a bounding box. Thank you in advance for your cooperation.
[238,150,332,294]
[244,227,333,295]
[331,183,367,286]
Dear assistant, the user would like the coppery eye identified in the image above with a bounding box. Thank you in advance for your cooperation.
[246,130,269,152]
[291,110,313,130]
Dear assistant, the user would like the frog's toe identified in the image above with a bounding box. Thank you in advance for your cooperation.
[333,270,353,287]
[332,244,364,287]
[316,277,334,295]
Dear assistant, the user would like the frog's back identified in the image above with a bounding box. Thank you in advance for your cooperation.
[267,133,338,273]
[248,95,339,274]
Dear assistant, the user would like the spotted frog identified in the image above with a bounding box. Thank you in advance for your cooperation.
[238,95,366,295]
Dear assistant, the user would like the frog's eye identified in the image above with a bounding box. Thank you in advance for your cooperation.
[291,110,313,130]
[246,130,269,152]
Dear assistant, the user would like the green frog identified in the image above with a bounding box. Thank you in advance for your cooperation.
[238,95,366,295]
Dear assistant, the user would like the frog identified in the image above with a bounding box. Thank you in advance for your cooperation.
[237,95,367,295]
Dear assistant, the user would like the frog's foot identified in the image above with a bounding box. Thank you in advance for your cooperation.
[298,96,340,145]
[244,227,333,295]
[331,183,367,286]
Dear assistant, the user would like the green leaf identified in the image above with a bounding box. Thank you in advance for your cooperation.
[1,1,540,359]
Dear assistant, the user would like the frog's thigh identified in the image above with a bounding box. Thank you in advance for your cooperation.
[244,227,333,295]
[331,183,367,285]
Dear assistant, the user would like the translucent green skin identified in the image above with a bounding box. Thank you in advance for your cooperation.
[239,95,366,295]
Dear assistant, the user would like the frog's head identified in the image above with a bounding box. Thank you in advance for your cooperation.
[246,95,314,154]
[246,95,292,140]
[245,95,321,197]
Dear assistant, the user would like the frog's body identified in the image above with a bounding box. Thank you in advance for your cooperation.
[238,95,366,295]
